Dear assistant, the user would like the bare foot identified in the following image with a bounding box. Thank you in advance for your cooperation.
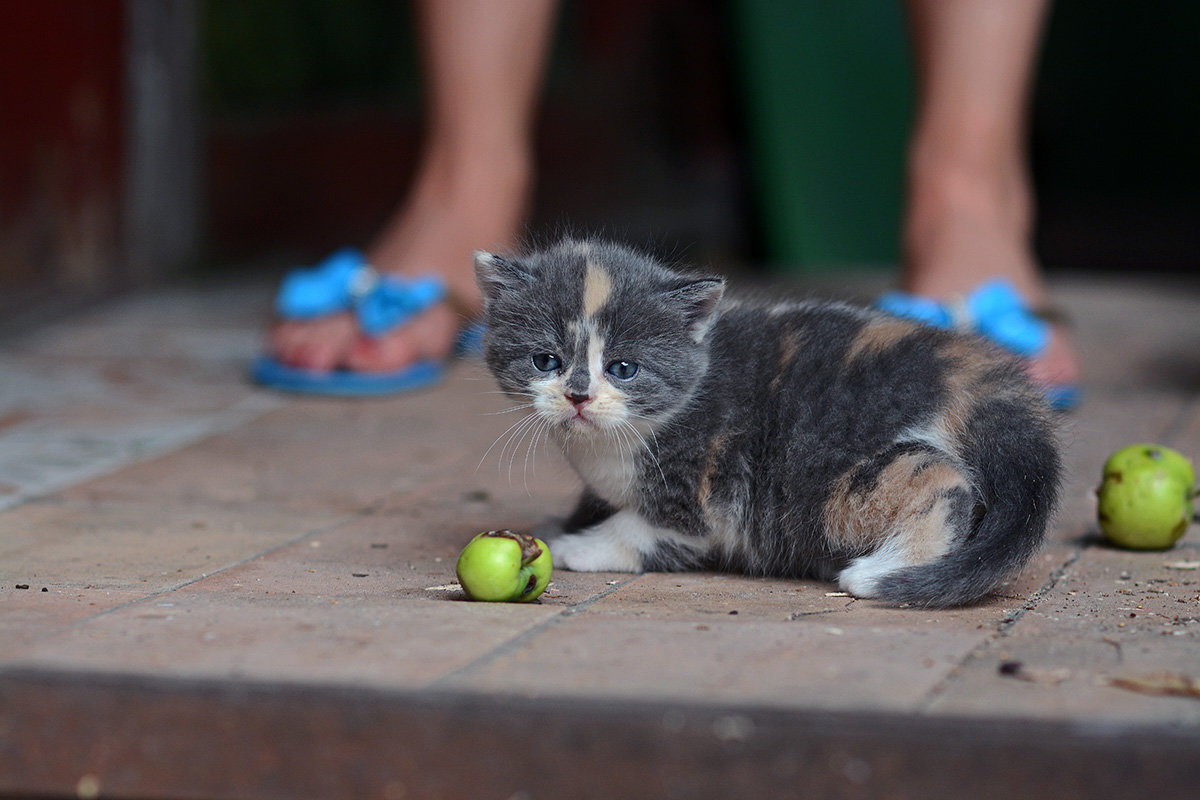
[269,147,530,373]
[902,161,1080,394]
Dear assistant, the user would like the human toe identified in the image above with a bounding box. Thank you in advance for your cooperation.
[271,316,356,371]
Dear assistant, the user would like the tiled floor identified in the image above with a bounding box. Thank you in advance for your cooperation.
[2,274,1199,799]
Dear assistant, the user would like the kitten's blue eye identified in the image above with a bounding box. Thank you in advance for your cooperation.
[606,360,639,380]
[531,353,561,372]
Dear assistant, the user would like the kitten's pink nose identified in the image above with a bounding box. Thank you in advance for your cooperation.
[567,392,591,407]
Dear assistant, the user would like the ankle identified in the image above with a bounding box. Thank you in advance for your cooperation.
[913,155,1029,229]
[901,158,1045,304]
[417,136,534,201]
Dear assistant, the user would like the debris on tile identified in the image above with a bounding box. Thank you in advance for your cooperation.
[712,714,755,742]
[1164,560,1200,571]
[424,584,461,591]
[1106,672,1200,700]
[998,660,1072,685]
[352,573,369,578]
[824,591,850,597]
[76,774,101,800]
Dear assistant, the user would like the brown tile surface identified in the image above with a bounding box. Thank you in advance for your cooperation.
[2,276,1200,798]
[11,591,565,690]
[925,540,1200,725]
[0,496,347,660]
[439,610,989,712]
[0,498,343,590]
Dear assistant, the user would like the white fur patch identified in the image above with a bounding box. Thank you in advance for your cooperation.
[898,423,952,455]
[562,435,640,505]
[585,322,607,386]
[837,538,910,598]
[548,509,678,572]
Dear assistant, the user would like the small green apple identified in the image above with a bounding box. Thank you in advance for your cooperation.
[456,530,553,602]
[1098,466,1194,551]
[1103,443,1195,489]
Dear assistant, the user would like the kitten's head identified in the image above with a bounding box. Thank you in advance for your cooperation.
[474,239,725,438]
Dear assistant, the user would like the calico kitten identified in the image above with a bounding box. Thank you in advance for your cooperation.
[474,238,1060,607]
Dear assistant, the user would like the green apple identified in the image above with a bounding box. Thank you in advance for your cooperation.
[1098,466,1194,551]
[1103,443,1195,489]
[456,530,553,602]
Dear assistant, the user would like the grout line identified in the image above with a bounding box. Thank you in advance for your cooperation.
[788,606,852,620]
[915,546,1084,714]
[0,392,285,514]
[428,574,645,689]
[13,510,365,640]
[994,548,1084,635]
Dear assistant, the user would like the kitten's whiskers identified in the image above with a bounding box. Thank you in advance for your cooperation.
[502,413,543,484]
[481,402,537,417]
[521,415,551,494]
[476,411,539,474]
[620,417,667,489]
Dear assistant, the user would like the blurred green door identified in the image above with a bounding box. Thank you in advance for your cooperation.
[734,1,912,272]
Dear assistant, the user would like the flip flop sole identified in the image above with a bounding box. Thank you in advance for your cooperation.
[1044,384,1081,412]
[250,356,444,397]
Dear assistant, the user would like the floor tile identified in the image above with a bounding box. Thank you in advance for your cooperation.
[439,611,985,712]
[11,592,564,690]
[0,498,343,592]
[926,540,1200,724]
[0,286,281,512]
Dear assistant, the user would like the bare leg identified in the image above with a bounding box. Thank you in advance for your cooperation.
[271,0,557,372]
[902,0,1077,389]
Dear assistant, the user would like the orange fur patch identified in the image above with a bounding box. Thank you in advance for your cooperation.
[698,429,734,519]
[583,261,613,318]
[823,452,969,563]
[843,318,919,365]
[770,328,805,392]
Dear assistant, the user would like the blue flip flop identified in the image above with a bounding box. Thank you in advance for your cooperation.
[876,279,1080,410]
[252,248,480,396]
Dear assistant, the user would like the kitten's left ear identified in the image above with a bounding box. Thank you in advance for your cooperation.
[474,251,535,304]
[669,278,726,343]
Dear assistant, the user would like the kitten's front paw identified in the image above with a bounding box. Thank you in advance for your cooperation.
[547,532,643,573]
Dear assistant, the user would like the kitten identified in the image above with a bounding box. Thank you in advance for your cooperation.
[474,238,1060,607]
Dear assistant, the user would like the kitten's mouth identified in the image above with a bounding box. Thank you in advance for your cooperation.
[561,407,601,431]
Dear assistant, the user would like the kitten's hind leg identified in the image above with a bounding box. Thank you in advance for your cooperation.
[838,539,925,599]
[548,509,701,573]
[823,447,979,600]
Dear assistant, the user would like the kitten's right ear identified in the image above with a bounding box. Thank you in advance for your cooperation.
[474,251,535,303]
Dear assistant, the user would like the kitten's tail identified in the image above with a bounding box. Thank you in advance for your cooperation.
[872,399,1062,608]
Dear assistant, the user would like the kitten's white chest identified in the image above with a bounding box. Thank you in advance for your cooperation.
[562,436,640,506]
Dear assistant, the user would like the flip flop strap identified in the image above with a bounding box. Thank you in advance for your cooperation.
[275,248,445,337]
[876,278,1049,358]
